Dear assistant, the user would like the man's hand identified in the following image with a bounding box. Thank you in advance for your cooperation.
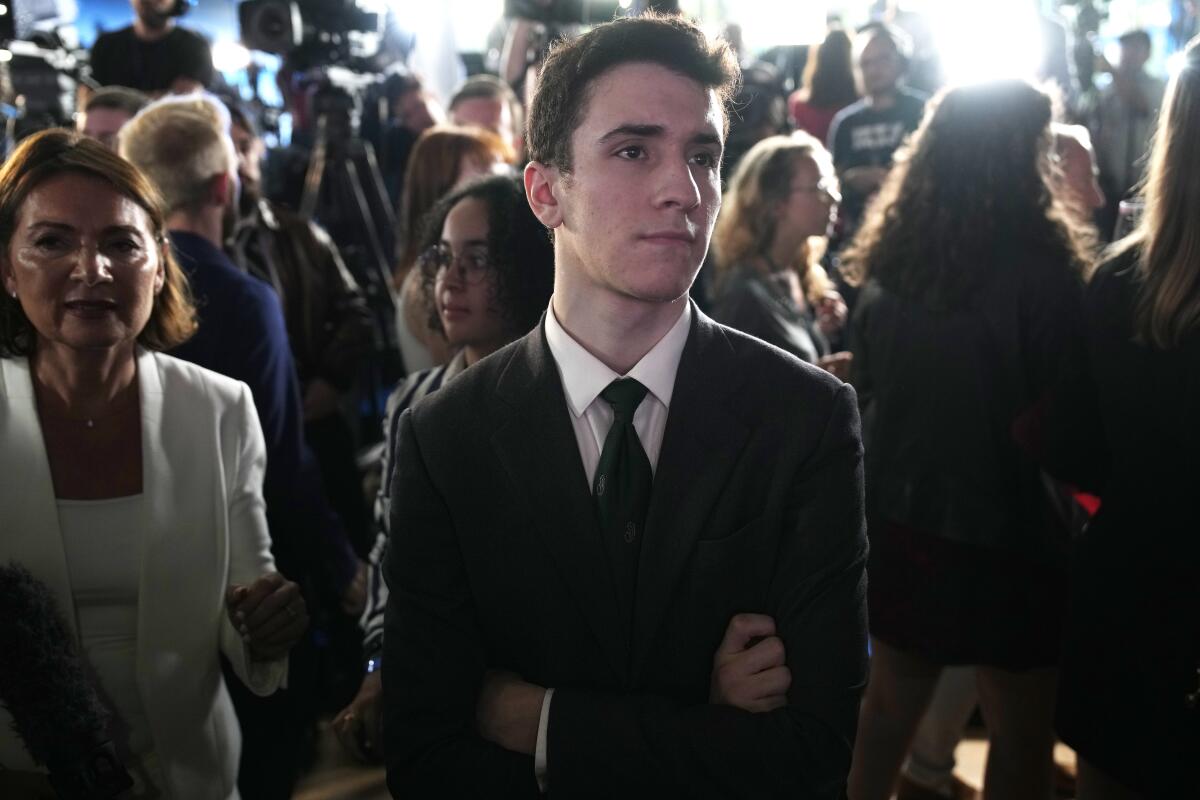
[303,377,341,422]
[475,670,546,755]
[710,613,792,713]
[225,572,308,661]
[333,670,383,762]
[842,165,889,194]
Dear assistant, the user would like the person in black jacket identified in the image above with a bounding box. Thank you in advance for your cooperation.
[1035,36,1200,799]
[382,13,869,799]
[841,79,1097,800]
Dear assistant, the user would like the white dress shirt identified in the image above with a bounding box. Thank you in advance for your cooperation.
[533,299,692,789]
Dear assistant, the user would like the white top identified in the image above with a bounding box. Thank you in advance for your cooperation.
[58,494,165,796]
[534,299,692,789]
[542,300,692,485]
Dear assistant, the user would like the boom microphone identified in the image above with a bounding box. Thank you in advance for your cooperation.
[0,562,133,799]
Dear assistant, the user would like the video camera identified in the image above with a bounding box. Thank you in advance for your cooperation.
[504,0,621,25]
[239,0,383,66]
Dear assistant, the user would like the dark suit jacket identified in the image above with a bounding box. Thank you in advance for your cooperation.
[382,307,868,798]
[168,231,358,594]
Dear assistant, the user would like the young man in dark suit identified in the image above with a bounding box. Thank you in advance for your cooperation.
[382,13,868,798]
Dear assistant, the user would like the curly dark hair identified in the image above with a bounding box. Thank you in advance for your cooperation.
[418,175,555,339]
[841,79,1096,309]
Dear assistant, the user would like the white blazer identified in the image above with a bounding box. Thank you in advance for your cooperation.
[0,349,286,799]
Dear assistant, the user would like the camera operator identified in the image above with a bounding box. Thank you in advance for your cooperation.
[89,0,214,96]
[227,102,375,551]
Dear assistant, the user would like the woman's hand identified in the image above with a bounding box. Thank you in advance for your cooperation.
[333,669,384,762]
[817,351,854,381]
[225,573,308,661]
[816,290,848,335]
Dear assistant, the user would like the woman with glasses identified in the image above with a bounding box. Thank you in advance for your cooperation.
[332,174,554,759]
[0,130,305,797]
[393,125,514,374]
[710,132,852,378]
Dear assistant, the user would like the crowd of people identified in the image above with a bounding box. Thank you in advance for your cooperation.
[0,2,1197,799]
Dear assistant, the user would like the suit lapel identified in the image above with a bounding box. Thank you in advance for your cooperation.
[491,323,629,681]
[632,309,750,681]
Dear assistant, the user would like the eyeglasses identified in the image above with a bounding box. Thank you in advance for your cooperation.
[791,177,841,200]
[419,243,493,285]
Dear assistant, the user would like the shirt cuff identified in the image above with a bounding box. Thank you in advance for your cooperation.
[534,687,554,793]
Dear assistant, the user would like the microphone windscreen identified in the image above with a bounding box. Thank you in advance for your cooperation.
[0,561,133,798]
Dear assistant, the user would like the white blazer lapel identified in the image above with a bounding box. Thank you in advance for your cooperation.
[0,356,77,638]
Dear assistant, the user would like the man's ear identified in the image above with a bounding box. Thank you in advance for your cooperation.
[524,161,564,230]
[208,172,231,208]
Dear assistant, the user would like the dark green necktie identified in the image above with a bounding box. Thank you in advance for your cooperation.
[594,378,653,618]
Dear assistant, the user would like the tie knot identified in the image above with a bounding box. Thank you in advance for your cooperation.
[600,378,649,420]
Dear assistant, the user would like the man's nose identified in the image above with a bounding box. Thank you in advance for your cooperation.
[656,158,702,211]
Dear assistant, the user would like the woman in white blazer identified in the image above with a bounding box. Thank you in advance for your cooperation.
[0,130,308,798]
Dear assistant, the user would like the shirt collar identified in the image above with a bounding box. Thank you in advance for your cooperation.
[544,299,692,419]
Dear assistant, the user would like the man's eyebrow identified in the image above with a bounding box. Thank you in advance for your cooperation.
[596,124,665,144]
[596,124,723,148]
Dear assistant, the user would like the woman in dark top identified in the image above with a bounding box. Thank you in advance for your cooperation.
[331,174,554,760]
[841,80,1096,800]
[788,28,859,145]
[1036,38,1200,799]
[710,132,851,378]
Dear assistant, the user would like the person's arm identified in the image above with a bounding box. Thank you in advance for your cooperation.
[234,287,361,598]
[383,409,539,798]
[542,384,868,797]
[217,382,292,696]
[306,221,375,392]
[385,385,869,797]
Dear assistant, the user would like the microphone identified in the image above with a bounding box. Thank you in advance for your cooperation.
[0,562,134,799]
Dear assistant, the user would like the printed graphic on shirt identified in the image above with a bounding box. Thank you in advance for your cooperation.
[850,122,908,154]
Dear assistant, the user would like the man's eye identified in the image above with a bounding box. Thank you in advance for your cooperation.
[616,145,645,160]
[691,151,719,169]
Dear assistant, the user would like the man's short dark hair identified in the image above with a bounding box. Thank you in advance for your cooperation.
[1118,29,1152,52]
[526,12,740,172]
[450,74,524,136]
[854,22,913,62]
[85,86,150,118]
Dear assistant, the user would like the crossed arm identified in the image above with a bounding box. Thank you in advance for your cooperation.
[383,386,868,798]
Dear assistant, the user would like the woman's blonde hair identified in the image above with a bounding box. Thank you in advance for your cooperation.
[712,132,834,302]
[0,130,197,357]
[1125,35,1200,348]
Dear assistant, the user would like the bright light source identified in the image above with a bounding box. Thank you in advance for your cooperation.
[921,0,1042,86]
[734,1,826,49]
[212,40,252,74]
[0,5,9,16]
[0,50,11,63]
[618,0,632,8]
[1168,50,1188,77]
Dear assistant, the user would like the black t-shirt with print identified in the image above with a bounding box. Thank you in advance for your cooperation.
[827,88,927,227]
